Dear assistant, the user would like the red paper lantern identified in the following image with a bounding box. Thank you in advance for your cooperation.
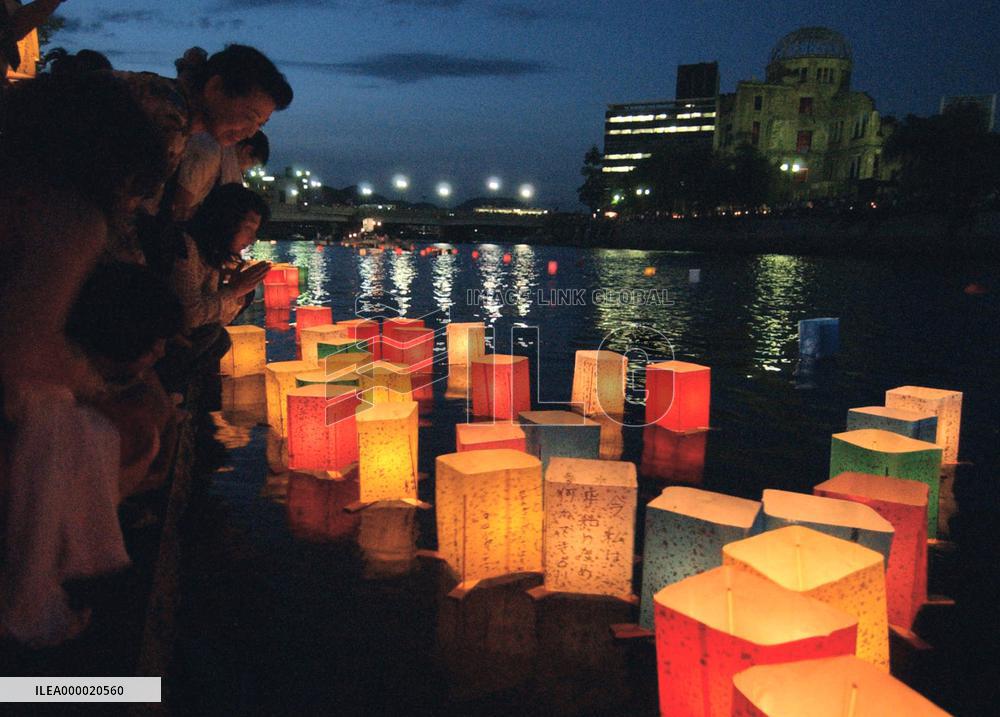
[547,260,558,275]
[286,384,359,471]
[645,360,711,431]
[502,253,512,264]
[294,305,333,344]
[470,354,531,420]
[471,250,479,259]
[337,319,382,360]
[390,326,435,372]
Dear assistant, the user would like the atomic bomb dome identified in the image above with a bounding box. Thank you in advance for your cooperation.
[769,27,853,64]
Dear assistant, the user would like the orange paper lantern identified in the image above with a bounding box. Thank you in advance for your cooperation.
[263,273,293,308]
[286,384,359,471]
[356,401,419,503]
[300,323,348,366]
[645,360,711,431]
[455,422,526,452]
[358,360,413,405]
[446,322,486,365]
[265,360,314,436]
[294,305,333,344]
[389,326,435,372]
[570,350,627,417]
[885,385,963,463]
[470,354,531,420]
[220,325,266,377]
[381,317,426,362]
[337,318,382,359]
[444,364,471,400]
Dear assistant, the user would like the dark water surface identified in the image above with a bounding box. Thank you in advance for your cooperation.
[175,241,1000,716]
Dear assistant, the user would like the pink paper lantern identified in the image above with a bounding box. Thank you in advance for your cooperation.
[286,384,359,471]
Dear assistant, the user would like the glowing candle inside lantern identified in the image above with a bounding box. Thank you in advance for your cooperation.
[847,406,937,444]
[829,429,942,538]
[798,317,840,359]
[358,360,413,405]
[815,472,929,630]
[640,425,708,484]
[446,322,486,365]
[723,525,889,669]
[639,487,763,630]
[265,360,314,436]
[645,360,711,431]
[300,323,348,366]
[294,305,333,344]
[356,401,418,503]
[570,350,627,417]
[732,655,951,716]
[519,410,600,472]
[455,422,526,452]
[470,354,531,420]
[391,326,435,372]
[221,325,266,377]
[337,319,382,359]
[885,386,963,463]
[435,449,543,586]
[654,566,858,717]
[543,457,637,599]
[286,384,359,472]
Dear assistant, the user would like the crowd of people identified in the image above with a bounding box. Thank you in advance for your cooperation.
[1,20,294,658]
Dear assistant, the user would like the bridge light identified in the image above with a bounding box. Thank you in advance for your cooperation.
[518,183,534,200]
[360,183,374,197]
[487,177,501,192]
[393,174,409,190]
[436,182,452,198]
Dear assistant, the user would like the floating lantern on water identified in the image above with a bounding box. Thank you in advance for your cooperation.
[547,260,558,275]
[382,317,425,351]
[286,384,359,472]
[337,318,382,359]
[519,410,601,471]
[645,360,711,431]
[815,472,929,630]
[446,322,486,365]
[847,405,938,444]
[470,354,531,420]
[654,566,858,717]
[732,654,951,716]
[885,385,962,463]
[502,253,512,264]
[798,317,840,360]
[390,326,435,372]
[723,525,889,668]
[264,360,313,436]
[570,349,626,417]
[471,250,479,259]
[444,364,471,400]
[640,425,707,484]
[435,449,543,592]
[643,266,656,276]
[639,487,762,630]
[761,489,894,563]
[294,305,333,344]
[356,401,419,504]
[300,323,348,366]
[263,277,292,308]
[455,422,526,452]
[221,325,266,377]
[542,457,637,599]
[358,360,413,405]
[829,429,942,538]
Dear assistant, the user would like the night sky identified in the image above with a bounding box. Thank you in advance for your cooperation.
[53,0,1000,208]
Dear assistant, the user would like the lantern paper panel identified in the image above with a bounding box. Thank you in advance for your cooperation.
[301,324,348,366]
[294,305,333,344]
[732,655,951,717]
[294,369,360,388]
[356,401,419,503]
[263,275,293,308]
[358,360,413,405]
[654,566,858,717]
[798,317,839,359]
[470,355,531,420]
[337,319,382,359]
[358,500,419,579]
[380,318,423,363]
[593,415,624,460]
[644,360,711,431]
[814,472,928,630]
[542,458,637,599]
[221,325,266,377]
[570,350,627,417]
[723,525,889,669]
[445,364,471,400]
[271,262,299,295]
[640,425,707,484]
[265,360,314,436]
[847,405,938,444]
[519,410,601,472]
[388,326,435,372]
[455,422,526,452]
[286,385,359,472]
[885,385,963,463]
[639,487,763,630]
[435,449,543,585]
[830,429,942,538]
[446,322,486,365]
[761,489,895,563]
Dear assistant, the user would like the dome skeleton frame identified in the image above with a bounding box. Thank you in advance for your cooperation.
[769,27,853,63]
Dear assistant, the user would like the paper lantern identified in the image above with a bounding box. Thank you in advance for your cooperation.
[829,429,942,538]
[444,364,471,400]
[640,425,707,484]
[815,472,929,630]
[645,360,710,431]
[389,326,435,371]
[519,410,601,472]
[300,323,348,366]
[761,489,895,563]
[570,350,626,417]
[358,501,418,578]
[798,317,839,359]
[408,368,434,404]
[263,273,293,308]
[337,319,382,359]
[381,317,425,362]
[265,360,314,436]
[356,401,418,503]
[732,655,951,716]
[470,354,531,420]
[847,405,938,444]
[446,322,486,365]
[654,566,858,717]
[358,360,413,405]
[220,325,266,377]
[286,384,359,472]
[885,385,963,463]
[294,368,360,388]
[264,306,291,331]
[542,457,637,599]
[294,305,333,344]
[723,525,889,668]
[435,449,543,588]
[221,374,266,425]
[317,337,370,362]
[455,422,526,452]
[593,414,624,460]
[639,487,762,630]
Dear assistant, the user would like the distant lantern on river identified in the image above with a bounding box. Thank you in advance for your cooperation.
[519,410,601,472]
[654,566,858,717]
[798,317,840,360]
[503,253,511,264]
[547,260,558,275]
[435,449,543,591]
[543,457,637,600]
[723,525,889,669]
[286,384,359,472]
[645,360,711,431]
[470,354,531,420]
[847,405,938,444]
[356,401,419,504]
[294,305,333,344]
[446,322,486,365]
[455,422,526,452]
[265,360,314,436]
[300,324,347,366]
[885,385,963,463]
[639,486,763,630]
[358,360,413,405]
[336,318,382,359]
[570,349,627,417]
[221,325,266,377]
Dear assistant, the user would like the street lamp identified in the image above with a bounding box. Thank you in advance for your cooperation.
[518,183,534,201]
[487,177,501,192]
[436,182,452,199]
[393,174,409,191]
[359,183,374,198]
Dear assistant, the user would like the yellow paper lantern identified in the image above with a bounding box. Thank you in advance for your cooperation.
[446,322,486,365]
[300,324,348,366]
[570,350,627,417]
[723,525,889,669]
[356,401,419,503]
[358,360,413,405]
[543,457,637,599]
[435,449,543,589]
[221,374,266,425]
[444,364,471,400]
[265,360,314,436]
[885,385,963,463]
[220,325,266,377]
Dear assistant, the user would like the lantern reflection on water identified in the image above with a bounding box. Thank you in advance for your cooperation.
[654,566,858,717]
[265,360,314,436]
[446,322,486,365]
[286,470,360,541]
[264,306,291,331]
[221,374,266,425]
[644,360,710,431]
[723,525,889,668]
[356,401,419,504]
[570,350,627,417]
[444,364,471,400]
[286,384,359,472]
[293,305,332,344]
[639,487,763,630]
[885,385,963,463]
[300,323,347,366]
[542,457,637,599]
[519,410,600,472]
[640,425,707,484]
[455,422,526,452]
[221,325,266,377]
[847,405,938,444]
[358,500,419,578]
[470,354,531,420]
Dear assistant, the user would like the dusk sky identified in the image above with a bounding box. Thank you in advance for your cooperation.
[54,0,1000,208]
